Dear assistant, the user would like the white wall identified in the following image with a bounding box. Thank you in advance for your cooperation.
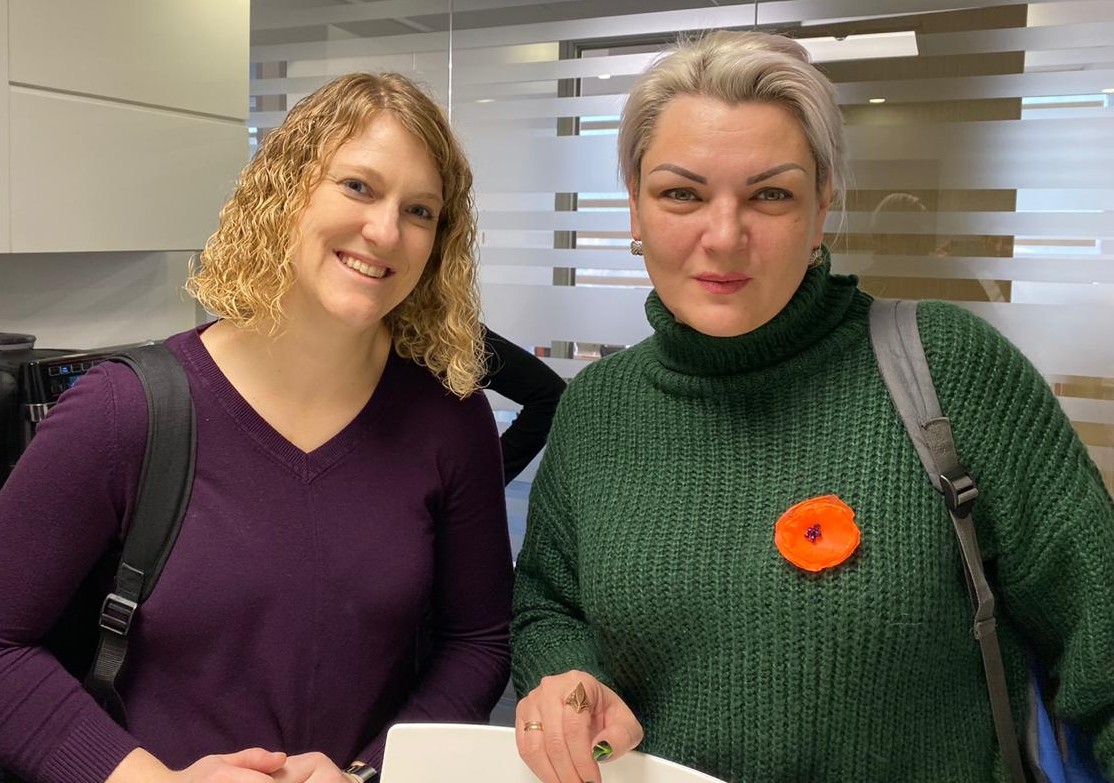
[0,252,199,349]
[0,0,249,347]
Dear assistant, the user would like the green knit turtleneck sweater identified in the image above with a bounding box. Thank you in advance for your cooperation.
[511,263,1114,782]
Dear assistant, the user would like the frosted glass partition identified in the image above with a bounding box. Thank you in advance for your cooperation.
[250,0,1114,490]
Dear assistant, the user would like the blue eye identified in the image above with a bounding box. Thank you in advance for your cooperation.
[341,179,370,196]
[407,205,437,221]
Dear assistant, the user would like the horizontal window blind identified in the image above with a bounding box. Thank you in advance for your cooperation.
[252,0,1113,489]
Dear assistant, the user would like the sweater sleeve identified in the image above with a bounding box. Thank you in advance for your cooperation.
[356,391,513,768]
[482,327,567,484]
[510,378,614,697]
[0,365,146,783]
[920,301,1114,779]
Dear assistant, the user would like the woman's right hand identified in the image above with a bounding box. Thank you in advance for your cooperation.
[107,746,287,782]
[515,669,644,783]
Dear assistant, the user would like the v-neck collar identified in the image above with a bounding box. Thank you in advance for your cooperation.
[178,324,399,482]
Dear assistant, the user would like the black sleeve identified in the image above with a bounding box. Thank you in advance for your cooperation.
[481,327,567,484]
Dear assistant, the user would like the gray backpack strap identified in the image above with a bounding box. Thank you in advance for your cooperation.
[869,299,1029,783]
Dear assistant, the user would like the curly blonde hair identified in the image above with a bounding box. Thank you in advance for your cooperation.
[187,72,484,398]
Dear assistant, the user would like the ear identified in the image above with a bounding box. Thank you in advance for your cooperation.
[627,180,641,241]
[813,177,833,247]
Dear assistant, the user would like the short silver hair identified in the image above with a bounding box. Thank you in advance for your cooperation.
[618,30,847,210]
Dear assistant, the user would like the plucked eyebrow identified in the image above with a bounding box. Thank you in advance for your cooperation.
[746,162,806,184]
[648,163,706,184]
[648,161,808,186]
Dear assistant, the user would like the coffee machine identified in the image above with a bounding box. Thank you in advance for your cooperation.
[0,333,139,486]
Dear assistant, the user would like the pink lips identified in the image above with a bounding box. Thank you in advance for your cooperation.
[695,273,751,295]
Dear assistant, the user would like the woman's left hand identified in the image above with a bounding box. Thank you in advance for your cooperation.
[515,669,644,783]
[268,752,356,782]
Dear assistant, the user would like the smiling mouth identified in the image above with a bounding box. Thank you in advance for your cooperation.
[337,252,392,279]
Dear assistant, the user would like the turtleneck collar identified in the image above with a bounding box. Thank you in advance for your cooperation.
[645,252,861,379]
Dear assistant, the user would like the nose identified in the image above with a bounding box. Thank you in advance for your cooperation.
[360,201,401,250]
[701,197,746,257]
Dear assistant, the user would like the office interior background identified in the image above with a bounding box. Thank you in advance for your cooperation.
[1,0,1111,539]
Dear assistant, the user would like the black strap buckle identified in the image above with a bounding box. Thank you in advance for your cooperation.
[99,593,138,637]
[940,468,978,517]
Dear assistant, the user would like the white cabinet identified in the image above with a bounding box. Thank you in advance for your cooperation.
[2,0,249,253]
[8,0,247,120]
[8,89,246,252]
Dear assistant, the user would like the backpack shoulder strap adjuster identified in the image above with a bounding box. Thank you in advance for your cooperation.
[98,592,139,637]
[940,468,978,517]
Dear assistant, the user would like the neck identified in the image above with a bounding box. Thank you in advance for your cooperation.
[202,315,391,406]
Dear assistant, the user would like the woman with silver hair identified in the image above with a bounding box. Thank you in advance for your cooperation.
[510,30,1114,783]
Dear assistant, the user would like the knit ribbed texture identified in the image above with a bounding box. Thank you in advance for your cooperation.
[511,262,1114,782]
[42,713,138,783]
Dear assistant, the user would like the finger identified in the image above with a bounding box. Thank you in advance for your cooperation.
[208,766,277,783]
[561,690,599,783]
[559,679,603,781]
[536,684,590,783]
[591,707,644,763]
[217,747,287,774]
[267,766,312,783]
[516,700,561,783]
[266,753,307,783]
[229,771,285,782]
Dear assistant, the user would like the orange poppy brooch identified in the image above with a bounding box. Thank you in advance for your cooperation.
[774,494,861,572]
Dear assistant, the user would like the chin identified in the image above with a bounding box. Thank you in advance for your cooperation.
[676,309,756,339]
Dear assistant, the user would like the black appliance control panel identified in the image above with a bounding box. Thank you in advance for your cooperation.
[1,343,144,486]
[21,349,138,422]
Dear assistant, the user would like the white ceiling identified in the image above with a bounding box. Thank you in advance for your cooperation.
[250,0,731,45]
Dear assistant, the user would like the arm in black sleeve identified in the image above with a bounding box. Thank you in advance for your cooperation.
[481,327,567,484]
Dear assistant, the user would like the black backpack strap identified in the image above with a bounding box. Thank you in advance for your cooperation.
[84,343,196,726]
[869,298,1029,783]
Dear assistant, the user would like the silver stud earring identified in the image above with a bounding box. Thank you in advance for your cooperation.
[809,246,824,266]
[630,239,644,256]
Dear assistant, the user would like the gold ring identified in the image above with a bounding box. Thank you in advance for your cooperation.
[523,721,544,732]
[564,682,591,714]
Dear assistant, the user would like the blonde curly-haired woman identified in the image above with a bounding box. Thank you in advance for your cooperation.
[0,73,511,783]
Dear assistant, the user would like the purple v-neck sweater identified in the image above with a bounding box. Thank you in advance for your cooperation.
[0,326,512,783]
